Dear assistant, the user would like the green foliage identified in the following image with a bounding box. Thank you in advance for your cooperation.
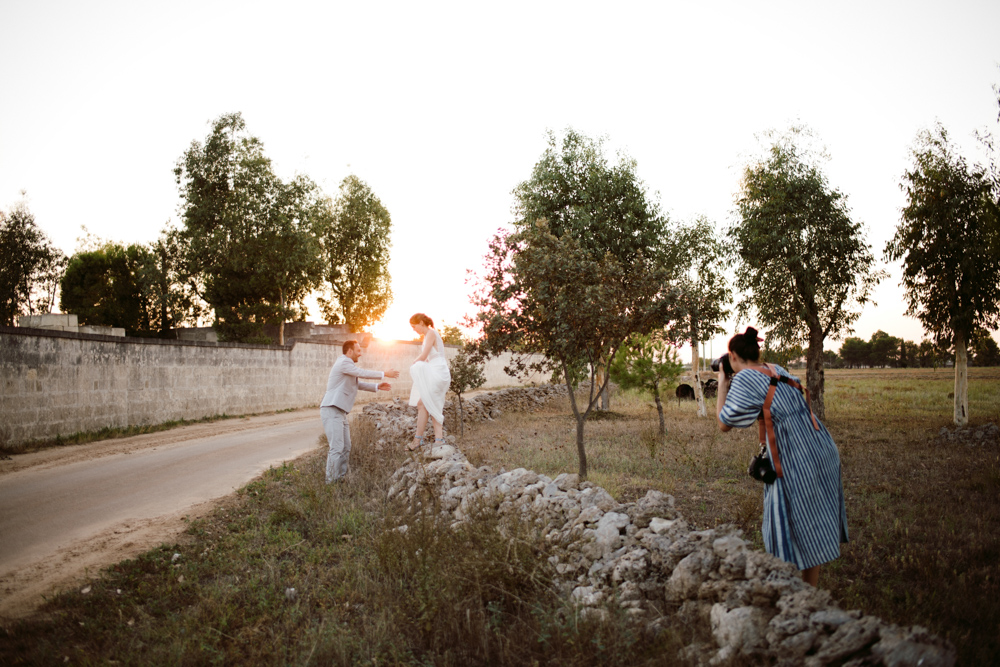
[58,228,204,338]
[731,126,883,418]
[869,330,901,368]
[449,347,486,437]
[317,174,392,332]
[175,112,325,343]
[608,333,683,437]
[970,329,1000,366]
[663,215,731,349]
[60,242,154,335]
[472,130,683,477]
[142,225,208,335]
[472,225,679,478]
[839,337,870,368]
[512,129,667,264]
[449,347,485,397]
[761,339,804,368]
[0,201,66,325]
[439,324,465,346]
[886,124,1000,348]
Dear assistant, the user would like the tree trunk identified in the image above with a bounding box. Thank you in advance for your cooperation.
[278,289,286,346]
[563,361,588,479]
[654,391,665,438]
[595,362,610,410]
[806,328,826,421]
[954,330,969,426]
[691,333,706,417]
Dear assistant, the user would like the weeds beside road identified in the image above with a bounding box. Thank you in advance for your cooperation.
[1,368,997,665]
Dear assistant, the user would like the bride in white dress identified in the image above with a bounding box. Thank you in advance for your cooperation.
[408,313,451,450]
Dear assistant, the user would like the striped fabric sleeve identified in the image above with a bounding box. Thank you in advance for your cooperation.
[719,372,767,429]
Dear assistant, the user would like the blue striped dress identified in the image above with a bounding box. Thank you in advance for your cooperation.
[719,365,848,570]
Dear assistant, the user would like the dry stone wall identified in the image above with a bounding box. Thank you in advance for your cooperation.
[366,385,955,667]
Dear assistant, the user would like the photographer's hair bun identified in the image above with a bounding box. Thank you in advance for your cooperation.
[728,326,762,362]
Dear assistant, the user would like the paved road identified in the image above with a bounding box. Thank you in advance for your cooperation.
[0,411,322,576]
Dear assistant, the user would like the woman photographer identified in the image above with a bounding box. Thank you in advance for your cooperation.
[715,327,848,587]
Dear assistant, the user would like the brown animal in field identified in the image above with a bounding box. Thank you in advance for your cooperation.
[676,384,695,404]
[703,378,718,398]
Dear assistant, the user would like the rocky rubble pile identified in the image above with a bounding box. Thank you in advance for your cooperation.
[361,384,568,446]
[386,445,955,666]
[935,422,999,448]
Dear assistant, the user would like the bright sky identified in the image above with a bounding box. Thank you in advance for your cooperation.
[2,1,998,356]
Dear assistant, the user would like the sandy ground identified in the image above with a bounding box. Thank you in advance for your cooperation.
[0,409,324,621]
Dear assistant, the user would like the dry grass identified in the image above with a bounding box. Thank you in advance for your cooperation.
[0,415,683,666]
[459,367,1000,664]
[1,368,996,665]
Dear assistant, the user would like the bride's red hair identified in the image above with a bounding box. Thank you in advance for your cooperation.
[409,313,434,328]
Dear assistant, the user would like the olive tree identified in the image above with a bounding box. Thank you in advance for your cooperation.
[886,124,1000,425]
[449,347,486,438]
[470,223,679,479]
[608,333,684,440]
[731,127,883,420]
[512,129,676,410]
[663,216,730,417]
[317,175,393,332]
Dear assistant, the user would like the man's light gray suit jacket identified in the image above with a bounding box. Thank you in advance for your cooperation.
[320,355,384,412]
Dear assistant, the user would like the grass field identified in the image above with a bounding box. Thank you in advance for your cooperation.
[1,367,997,665]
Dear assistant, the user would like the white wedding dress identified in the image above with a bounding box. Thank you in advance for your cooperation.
[409,329,451,425]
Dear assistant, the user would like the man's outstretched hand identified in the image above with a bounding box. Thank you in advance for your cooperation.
[384,369,400,379]
[378,382,392,391]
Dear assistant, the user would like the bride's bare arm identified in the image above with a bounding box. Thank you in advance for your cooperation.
[414,329,436,362]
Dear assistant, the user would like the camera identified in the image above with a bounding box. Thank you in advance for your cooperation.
[711,353,734,377]
[748,447,777,484]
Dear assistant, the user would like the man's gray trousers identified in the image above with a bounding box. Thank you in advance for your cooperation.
[321,406,351,482]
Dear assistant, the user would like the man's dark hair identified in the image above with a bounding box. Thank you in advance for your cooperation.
[342,340,359,354]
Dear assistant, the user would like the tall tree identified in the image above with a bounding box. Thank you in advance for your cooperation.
[317,175,393,332]
[511,129,675,410]
[731,126,883,420]
[663,216,730,417]
[471,223,679,479]
[869,330,900,368]
[886,124,1000,425]
[472,130,684,477]
[174,112,324,344]
[0,201,66,325]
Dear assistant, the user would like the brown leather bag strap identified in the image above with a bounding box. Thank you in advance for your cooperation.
[761,379,783,478]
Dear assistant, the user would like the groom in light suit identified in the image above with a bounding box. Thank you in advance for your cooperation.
[321,340,400,483]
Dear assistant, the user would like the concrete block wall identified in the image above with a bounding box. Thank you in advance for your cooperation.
[0,327,548,446]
